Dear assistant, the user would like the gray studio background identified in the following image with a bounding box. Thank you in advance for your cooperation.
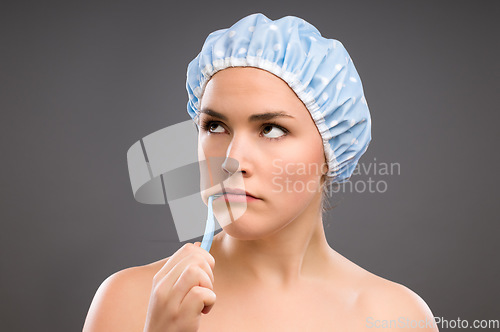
[1,1,499,331]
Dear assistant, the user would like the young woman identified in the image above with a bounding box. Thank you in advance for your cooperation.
[84,13,438,331]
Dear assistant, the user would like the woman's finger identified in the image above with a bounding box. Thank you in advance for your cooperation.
[170,264,213,305]
[179,285,217,317]
[154,243,215,283]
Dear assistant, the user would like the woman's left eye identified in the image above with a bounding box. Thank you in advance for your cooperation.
[262,124,287,139]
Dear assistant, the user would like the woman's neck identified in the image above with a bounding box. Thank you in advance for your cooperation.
[210,194,334,289]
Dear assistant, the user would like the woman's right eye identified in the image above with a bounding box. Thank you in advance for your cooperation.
[208,123,225,133]
[201,120,225,134]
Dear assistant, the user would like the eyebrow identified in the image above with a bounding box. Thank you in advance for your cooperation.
[199,108,295,122]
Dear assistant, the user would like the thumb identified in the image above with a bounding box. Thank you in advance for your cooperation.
[194,241,201,247]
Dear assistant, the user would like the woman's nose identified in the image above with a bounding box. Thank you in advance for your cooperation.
[222,135,251,176]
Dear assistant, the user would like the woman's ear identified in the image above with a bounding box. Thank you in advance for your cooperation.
[321,157,329,176]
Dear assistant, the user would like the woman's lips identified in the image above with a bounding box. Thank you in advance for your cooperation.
[213,187,260,202]
[214,193,260,202]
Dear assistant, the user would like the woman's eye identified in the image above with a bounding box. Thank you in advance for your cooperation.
[208,123,225,133]
[262,125,286,139]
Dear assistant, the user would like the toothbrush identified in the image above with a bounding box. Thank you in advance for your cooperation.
[200,194,222,252]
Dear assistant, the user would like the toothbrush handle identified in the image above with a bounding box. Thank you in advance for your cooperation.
[201,195,216,252]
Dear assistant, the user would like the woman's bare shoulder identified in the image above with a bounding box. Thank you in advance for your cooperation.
[83,256,170,332]
[322,248,436,329]
[358,276,437,330]
[97,255,171,297]
[333,252,437,330]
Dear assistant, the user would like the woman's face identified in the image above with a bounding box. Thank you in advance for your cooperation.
[198,67,327,240]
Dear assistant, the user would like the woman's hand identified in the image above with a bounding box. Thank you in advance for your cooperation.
[143,242,216,332]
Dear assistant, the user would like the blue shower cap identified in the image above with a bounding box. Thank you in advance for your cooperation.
[186,13,372,184]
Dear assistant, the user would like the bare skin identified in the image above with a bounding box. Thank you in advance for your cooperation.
[83,68,438,331]
[83,235,437,331]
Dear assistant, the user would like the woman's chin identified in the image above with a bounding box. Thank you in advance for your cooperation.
[212,203,249,227]
[217,217,285,241]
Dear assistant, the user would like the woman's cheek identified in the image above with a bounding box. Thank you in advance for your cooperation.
[269,161,322,202]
